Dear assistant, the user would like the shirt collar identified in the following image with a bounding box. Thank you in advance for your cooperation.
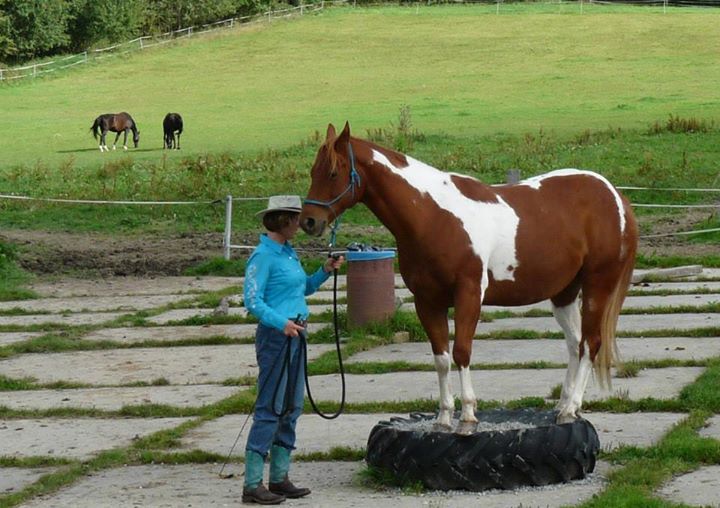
[260,233,293,254]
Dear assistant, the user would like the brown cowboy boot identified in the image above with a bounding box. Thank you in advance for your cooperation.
[242,483,286,505]
[269,476,311,499]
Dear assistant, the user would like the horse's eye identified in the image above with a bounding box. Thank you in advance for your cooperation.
[329,172,338,180]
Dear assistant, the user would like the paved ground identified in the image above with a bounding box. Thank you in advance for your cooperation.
[1,270,719,507]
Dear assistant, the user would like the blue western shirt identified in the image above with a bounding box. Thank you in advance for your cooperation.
[244,234,330,331]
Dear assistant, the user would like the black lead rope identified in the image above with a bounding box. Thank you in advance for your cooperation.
[302,266,347,419]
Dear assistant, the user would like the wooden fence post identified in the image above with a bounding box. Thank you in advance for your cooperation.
[223,195,233,260]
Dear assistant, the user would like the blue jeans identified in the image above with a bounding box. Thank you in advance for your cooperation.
[245,324,306,457]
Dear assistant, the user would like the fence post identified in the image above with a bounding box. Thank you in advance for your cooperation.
[506,169,521,184]
[223,195,233,260]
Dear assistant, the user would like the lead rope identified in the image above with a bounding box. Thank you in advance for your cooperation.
[302,215,347,418]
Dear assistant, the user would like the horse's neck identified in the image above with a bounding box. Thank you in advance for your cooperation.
[358,150,428,242]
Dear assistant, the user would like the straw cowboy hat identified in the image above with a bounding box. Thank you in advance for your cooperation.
[255,195,303,217]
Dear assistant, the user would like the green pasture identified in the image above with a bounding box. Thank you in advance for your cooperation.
[0,2,719,243]
[1,3,719,167]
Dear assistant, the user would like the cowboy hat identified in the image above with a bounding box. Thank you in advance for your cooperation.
[255,195,302,217]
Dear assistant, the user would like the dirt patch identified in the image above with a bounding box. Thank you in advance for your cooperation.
[0,209,715,277]
[0,230,231,277]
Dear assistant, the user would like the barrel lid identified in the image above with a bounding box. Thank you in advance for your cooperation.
[346,250,396,261]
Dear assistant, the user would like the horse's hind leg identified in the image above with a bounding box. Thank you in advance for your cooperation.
[557,272,618,424]
[415,297,453,429]
[551,295,584,423]
[175,132,180,150]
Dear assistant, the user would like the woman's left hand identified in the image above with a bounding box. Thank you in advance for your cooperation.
[323,255,345,273]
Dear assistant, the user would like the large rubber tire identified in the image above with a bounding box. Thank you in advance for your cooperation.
[366,408,599,491]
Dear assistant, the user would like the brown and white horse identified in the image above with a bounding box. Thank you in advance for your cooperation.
[301,123,638,429]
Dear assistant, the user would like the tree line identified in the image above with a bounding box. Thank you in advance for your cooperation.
[0,0,277,65]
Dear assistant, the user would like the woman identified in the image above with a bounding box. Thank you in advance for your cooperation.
[242,195,344,505]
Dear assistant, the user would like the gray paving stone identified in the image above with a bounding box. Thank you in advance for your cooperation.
[699,414,720,440]
[586,412,686,451]
[79,323,329,344]
[346,337,720,365]
[468,313,720,335]
[0,294,190,314]
[28,276,239,298]
[0,417,189,460]
[0,344,332,385]
[181,412,683,457]
[0,312,127,327]
[0,331,44,346]
[146,307,249,324]
[657,465,720,507]
[0,384,239,411]
[16,461,610,508]
[304,367,704,404]
[0,467,54,495]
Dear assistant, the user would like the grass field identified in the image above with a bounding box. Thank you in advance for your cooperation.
[0,2,719,245]
[1,3,718,167]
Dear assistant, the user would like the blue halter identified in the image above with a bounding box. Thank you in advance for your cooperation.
[303,142,361,248]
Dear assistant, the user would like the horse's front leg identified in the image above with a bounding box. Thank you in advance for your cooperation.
[453,281,482,428]
[112,131,122,150]
[122,129,129,150]
[414,297,452,429]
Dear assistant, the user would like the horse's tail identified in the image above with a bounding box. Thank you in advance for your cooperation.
[595,200,638,388]
[90,118,100,140]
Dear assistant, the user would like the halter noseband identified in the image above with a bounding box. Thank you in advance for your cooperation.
[303,142,361,217]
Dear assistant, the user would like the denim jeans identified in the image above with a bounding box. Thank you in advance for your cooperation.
[245,323,305,457]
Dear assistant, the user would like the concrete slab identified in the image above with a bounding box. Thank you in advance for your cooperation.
[0,384,240,411]
[631,281,720,293]
[699,414,720,440]
[79,323,329,344]
[0,417,189,460]
[0,344,332,385]
[586,412,686,451]
[28,276,239,298]
[0,294,190,314]
[0,467,54,494]
[0,312,126,327]
[469,313,720,335]
[346,337,720,365]
[146,307,249,324]
[304,367,704,404]
[0,331,44,347]
[16,461,610,508]
[181,412,683,457]
[657,465,720,507]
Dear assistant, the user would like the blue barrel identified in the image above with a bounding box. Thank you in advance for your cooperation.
[346,250,396,328]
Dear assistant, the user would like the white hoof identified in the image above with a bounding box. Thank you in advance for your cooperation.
[436,408,453,429]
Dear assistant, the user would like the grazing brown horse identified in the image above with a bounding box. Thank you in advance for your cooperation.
[90,112,140,152]
[163,112,183,150]
[301,123,638,429]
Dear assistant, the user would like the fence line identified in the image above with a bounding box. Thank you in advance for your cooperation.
[0,2,328,82]
[0,186,718,259]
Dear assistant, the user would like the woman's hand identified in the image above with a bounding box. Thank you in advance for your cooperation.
[283,320,306,337]
[323,255,345,273]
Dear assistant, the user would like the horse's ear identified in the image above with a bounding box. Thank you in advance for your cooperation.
[325,124,337,142]
[335,121,351,148]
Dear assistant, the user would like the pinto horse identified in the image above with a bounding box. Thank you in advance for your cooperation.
[91,112,140,152]
[163,112,183,150]
[301,123,638,429]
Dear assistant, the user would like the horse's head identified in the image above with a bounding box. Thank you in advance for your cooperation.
[300,122,362,237]
[133,130,140,148]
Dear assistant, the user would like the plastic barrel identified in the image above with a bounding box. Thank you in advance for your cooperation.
[346,250,396,328]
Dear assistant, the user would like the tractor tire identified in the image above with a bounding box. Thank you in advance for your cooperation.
[366,408,599,491]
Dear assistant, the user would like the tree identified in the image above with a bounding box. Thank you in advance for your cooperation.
[0,0,71,63]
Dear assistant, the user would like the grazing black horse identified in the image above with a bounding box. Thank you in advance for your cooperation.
[90,112,140,152]
[163,113,183,150]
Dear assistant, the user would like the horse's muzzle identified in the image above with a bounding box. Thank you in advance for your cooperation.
[300,216,326,237]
